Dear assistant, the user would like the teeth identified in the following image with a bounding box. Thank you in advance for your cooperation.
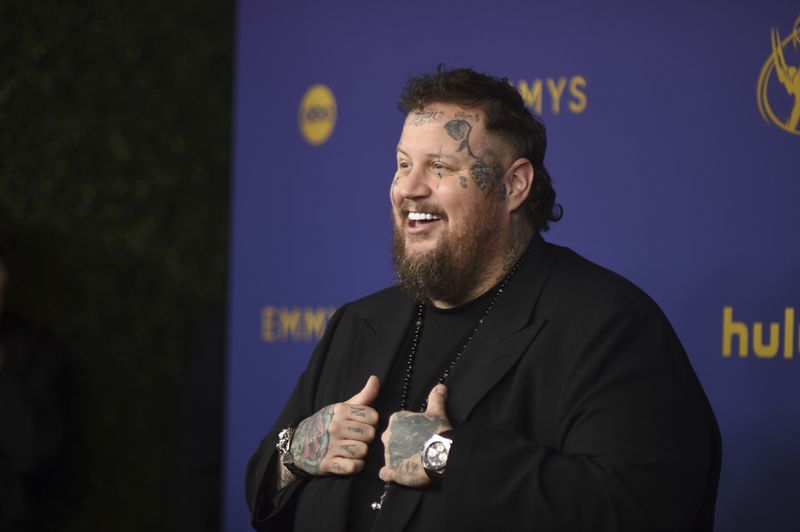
[408,212,441,221]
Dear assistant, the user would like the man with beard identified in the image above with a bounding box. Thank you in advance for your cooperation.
[245,67,720,532]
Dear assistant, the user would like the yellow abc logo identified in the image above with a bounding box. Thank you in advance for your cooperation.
[298,84,337,145]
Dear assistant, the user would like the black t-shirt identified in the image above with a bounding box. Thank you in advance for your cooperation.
[347,287,497,531]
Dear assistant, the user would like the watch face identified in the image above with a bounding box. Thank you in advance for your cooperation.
[423,441,448,470]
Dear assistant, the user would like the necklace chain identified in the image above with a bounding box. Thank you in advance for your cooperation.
[370,248,529,511]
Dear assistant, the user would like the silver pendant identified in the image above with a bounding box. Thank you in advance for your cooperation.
[371,483,390,510]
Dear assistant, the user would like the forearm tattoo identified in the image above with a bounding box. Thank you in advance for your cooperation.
[291,405,334,474]
[387,412,441,469]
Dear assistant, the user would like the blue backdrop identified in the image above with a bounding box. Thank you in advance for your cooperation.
[224,1,800,530]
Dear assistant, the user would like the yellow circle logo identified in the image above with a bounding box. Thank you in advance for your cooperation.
[298,84,337,145]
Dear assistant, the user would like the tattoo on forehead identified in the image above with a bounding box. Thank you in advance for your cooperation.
[455,110,481,122]
[443,119,476,157]
[407,108,444,126]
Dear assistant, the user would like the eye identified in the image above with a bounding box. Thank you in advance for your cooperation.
[398,161,411,170]
[432,162,447,171]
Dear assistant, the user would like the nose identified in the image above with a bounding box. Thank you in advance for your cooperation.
[394,166,432,201]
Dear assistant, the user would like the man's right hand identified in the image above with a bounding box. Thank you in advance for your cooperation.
[289,375,380,476]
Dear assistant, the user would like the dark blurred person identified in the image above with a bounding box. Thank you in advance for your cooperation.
[0,256,67,531]
[168,307,226,532]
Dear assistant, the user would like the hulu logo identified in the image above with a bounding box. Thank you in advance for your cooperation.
[722,306,797,359]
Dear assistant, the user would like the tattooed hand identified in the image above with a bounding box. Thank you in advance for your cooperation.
[290,375,381,477]
[379,384,453,487]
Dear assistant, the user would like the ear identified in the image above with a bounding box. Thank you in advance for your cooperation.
[503,158,534,212]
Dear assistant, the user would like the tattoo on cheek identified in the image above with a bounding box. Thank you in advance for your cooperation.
[387,413,440,469]
[470,161,502,193]
[499,183,507,198]
[392,175,399,188]
[458,175,468,189]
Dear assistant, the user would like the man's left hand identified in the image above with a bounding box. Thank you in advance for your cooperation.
[379,383,453,487]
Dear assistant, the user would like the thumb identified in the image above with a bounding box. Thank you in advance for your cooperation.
[425,383,448,417]
[348,375,380,405]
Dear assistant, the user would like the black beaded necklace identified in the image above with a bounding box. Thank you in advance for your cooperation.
[370,248,528,511]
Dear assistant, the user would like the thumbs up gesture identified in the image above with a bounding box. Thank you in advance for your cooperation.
[289,375,381,476]
[379,383,453,488]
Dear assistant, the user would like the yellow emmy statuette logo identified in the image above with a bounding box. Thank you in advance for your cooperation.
[757,15,800,136]
[298,84,337,145]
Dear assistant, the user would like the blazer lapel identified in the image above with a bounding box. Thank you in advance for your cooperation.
[356,293,417,386]
[446,235,555,424]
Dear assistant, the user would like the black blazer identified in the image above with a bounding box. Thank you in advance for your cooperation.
[246,235,721,532]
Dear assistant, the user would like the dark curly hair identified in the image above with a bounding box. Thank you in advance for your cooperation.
[398,66,563,232]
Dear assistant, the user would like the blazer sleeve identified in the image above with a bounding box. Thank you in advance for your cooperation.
[245,304,348,531]
[442,303,719,532]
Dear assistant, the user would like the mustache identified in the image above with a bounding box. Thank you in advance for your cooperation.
[398,201,447,219]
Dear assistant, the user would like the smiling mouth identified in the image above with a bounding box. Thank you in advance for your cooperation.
[407,212,442,222]
[400,204,446,231]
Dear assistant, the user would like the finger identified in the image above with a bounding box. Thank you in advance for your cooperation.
[339,403,379,426]
[424,383,448,417]
[335,439,369,460]
[347,375,380,405]
[378,466,395,483]
[326,457,365,476]
[327,417,374,439]
[336,420,376,442]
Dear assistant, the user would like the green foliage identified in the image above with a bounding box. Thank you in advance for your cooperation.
[0,2,232,530]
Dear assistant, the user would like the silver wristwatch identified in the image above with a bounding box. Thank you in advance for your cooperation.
[276,424,309,478]
[421,430,455,483]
